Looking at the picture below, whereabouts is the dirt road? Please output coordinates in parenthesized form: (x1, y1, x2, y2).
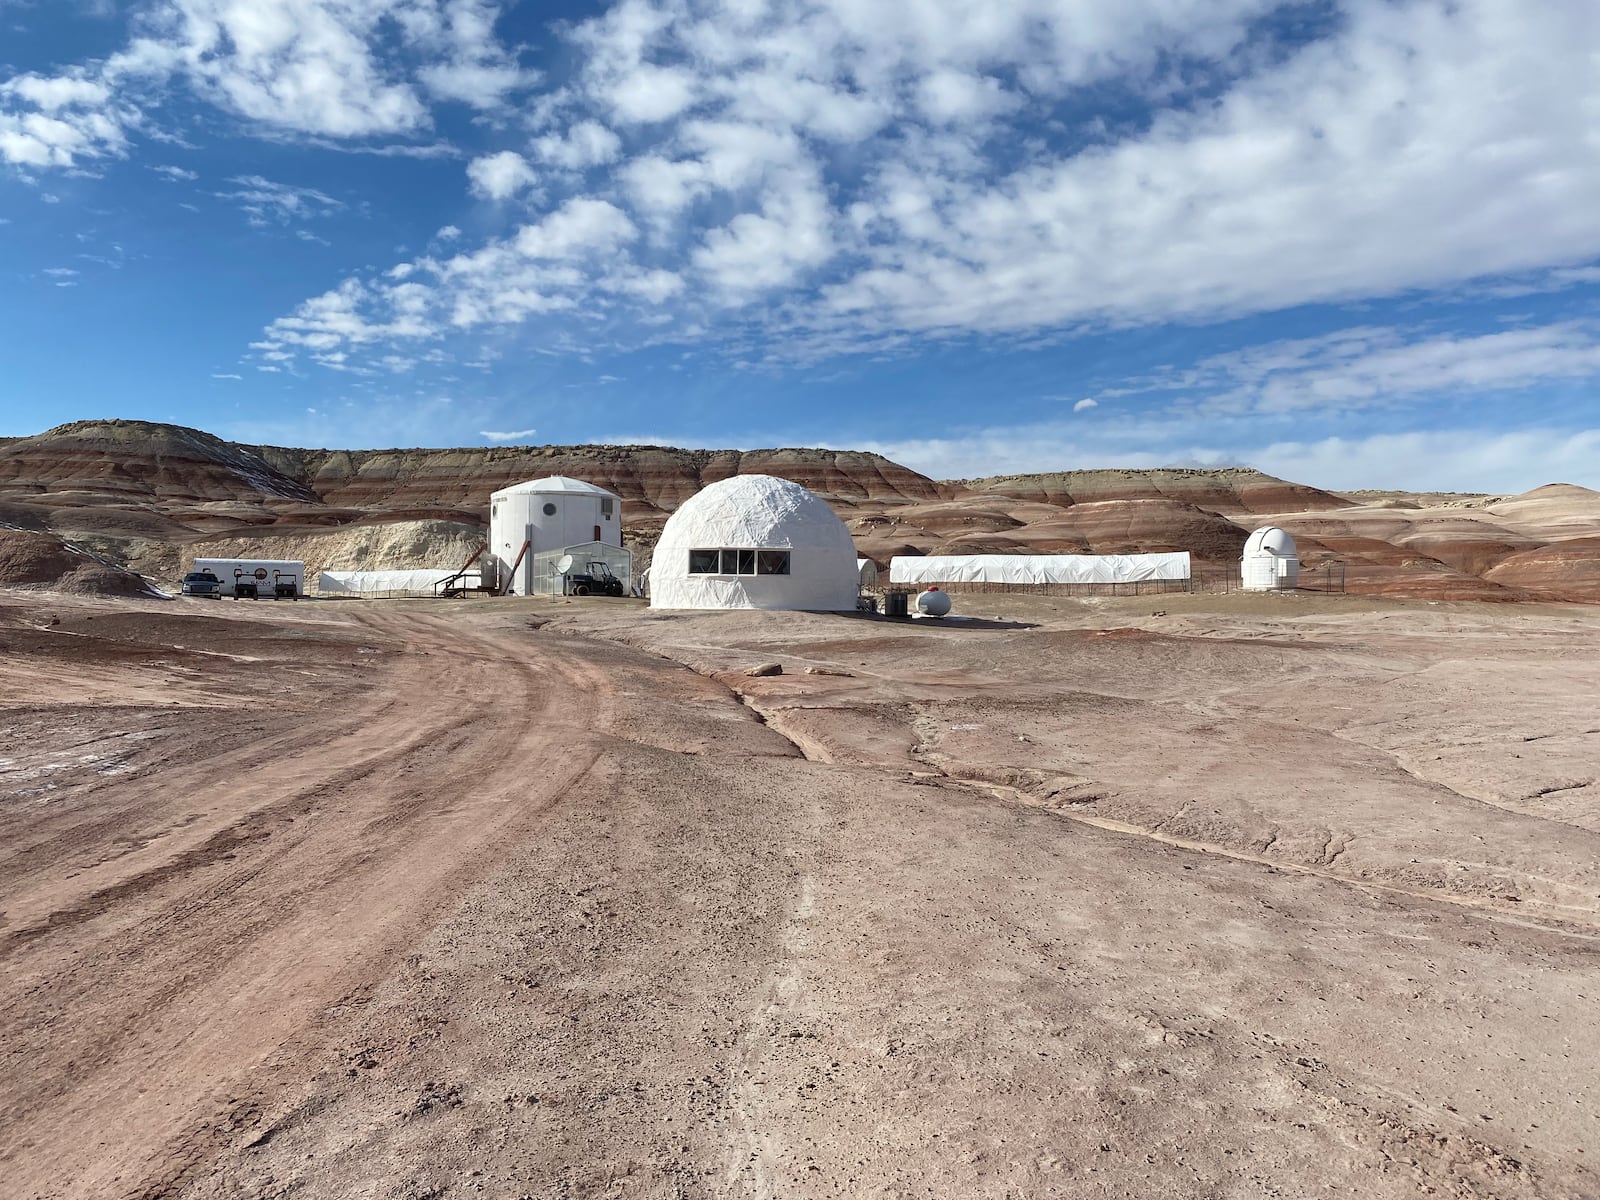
(2, 593, 1597, 1199)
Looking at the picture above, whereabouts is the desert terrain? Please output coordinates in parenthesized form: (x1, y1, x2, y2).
(4, 419, 1600, 603)
(2, 585, 1597, 1199)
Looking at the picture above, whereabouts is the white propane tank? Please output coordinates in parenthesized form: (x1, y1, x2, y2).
(916, 586, 952, 617)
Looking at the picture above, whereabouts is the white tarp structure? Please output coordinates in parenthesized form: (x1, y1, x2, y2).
(889, 551, 1191, 586)
(651, 474, 861, 611)
(318, 569, 476, 596)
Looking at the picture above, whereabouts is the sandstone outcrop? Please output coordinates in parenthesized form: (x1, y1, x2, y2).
(0, 527, 158, 597)
(1483, 536, 1600, 600)
(963, 466, 1351, 514)
(252, 443, 942, 521)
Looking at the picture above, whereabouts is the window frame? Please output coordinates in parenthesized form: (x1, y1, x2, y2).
(685, 548, 789, 576)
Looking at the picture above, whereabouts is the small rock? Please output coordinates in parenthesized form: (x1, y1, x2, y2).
(804, 666, 853, 677)
(746, 662, 783, 677)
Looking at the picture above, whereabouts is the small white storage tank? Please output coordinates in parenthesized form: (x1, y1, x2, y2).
(650, 475, 861, 611)
(488, 476, 622, 596)
(1241, 526, 1299, 591)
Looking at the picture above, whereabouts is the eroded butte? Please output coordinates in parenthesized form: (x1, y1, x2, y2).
(1, 590, 1597, 1199)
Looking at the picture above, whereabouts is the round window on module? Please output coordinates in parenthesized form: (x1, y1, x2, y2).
(542, 502, 557, 516)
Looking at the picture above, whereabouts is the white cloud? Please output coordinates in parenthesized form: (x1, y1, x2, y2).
(1073, 398, 1098, 413)
(42, 267, 79, 277)
(531, 119, 622, 170)
(1, 0, 528, 171)
(0, 74, 130, 166)
(151, 163, 197, 180)
(247, 0, 1600, 381)
(852, 419, 1600, 494)
(217, 174, 342, 226)
(605, 64, 697, 124)
(1250, 428, 1600, 495)
(211, 372, 242, 379)
(467, 149, 537, 201)
(436, 224, 462, 240)
(916, 70, 1017, 124)
(1140, 321, 1600, 416)
(3, 73, 110, 111)
(480, 427, 538, 441)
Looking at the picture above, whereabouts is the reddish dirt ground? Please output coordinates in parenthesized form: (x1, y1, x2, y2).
(1, 588, 1597, 1199)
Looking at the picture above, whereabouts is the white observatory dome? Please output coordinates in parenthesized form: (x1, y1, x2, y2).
(1241, 525, 1300, 591)
(649, 474, 861, 611)
(1243, 526, 1297, 557)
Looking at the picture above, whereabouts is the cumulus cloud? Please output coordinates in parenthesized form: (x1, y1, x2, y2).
(0, 0, 531, 170)
(1073, 398, 1098, 413)
(244, 0, 1600, 376)
(480, 427, 538, 441)
(531, 119, 622, 170)
(467, 149, 537, 200)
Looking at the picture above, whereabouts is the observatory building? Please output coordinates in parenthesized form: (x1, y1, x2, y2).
(649, 474, 860, 611)
(1241, 526, 1300, 591)
(487, 475, 627, 596)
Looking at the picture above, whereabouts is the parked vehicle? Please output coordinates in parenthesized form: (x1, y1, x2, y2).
(566, 560, 626, 597)
(191, 558, 304, 598)
(180, 570, 222, 598)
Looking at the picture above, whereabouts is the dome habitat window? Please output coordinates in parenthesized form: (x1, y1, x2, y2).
(685, 549, 791, 576)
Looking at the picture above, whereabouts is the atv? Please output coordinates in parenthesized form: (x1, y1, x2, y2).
(565, 560, 626, 597)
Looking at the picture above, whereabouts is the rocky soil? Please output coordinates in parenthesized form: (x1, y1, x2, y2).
(1, 588, 1597, 1198)
(1, 419, 1597, 601)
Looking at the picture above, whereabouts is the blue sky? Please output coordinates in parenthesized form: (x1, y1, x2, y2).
(2, 0, 1598, 491)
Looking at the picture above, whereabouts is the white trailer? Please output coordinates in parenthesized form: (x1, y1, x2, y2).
(192, 558, 305, 599)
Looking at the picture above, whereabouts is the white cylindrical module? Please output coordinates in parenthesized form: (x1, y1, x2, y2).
(488, 476, 623, 596)
(1240, 527, 1300, 591)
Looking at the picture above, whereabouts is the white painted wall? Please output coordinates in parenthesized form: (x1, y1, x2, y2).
(487, 479, 623, 595)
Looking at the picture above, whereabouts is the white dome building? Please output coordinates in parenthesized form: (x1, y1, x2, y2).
(488, 475, 624, 596)
(650, 475, 861, 611)
(1241, 526, 1300, 591)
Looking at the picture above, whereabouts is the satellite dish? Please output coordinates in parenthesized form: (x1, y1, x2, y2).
(555, 554, 574, 575)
